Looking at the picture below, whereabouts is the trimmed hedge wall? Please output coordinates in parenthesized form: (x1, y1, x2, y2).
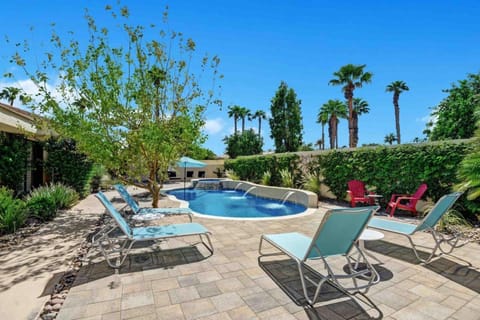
(224, 140, 476, 216)
(313, 142, 473, 204)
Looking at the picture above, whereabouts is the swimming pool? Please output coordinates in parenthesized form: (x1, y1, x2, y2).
(166, 188, 307, 218)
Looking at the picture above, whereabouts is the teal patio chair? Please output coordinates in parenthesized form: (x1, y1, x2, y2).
(95, 192, 213, 268)
(368, 192, 466, 264)
(259, 207, 378, 305)
(114, 184, 193, 222)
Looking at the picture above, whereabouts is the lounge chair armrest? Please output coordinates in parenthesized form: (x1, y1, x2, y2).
(390, 194, 411, 202)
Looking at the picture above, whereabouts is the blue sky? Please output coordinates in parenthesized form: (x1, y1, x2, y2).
(1, 1, 480, 155)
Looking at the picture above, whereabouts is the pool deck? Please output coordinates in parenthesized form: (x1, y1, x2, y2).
(2, 184, 480, 319)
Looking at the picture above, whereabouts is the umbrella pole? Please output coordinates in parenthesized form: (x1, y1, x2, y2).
(183, 165, 186, 198)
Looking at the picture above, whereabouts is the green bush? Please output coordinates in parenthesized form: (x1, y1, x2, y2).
(279, 168, 294, 188)
(302, 172, 322, 197)
(261, 171, 271, 186)
(29, 183, 79, 210)
(26, 194, 57, 221)
(44, 138, 94, 198)
(0, 133, 29, 193)
(0, 187, 27, 234)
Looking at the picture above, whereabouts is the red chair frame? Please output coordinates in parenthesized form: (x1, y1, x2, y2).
(347, 180, 374, 207)
(386, 183, 428, 217)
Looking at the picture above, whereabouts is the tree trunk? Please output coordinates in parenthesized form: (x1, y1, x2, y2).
(258, 119, 262, 136)
(352, 111, 359, 147)
(394, 93, 401, 144)
(329, 116, 336, 149)
(234, 116, 238, 134)
(321, 123, 325, 150)
(345, 87, 355, 148)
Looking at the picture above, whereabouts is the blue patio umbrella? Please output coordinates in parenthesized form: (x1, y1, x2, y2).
(176, 156, 206, 197)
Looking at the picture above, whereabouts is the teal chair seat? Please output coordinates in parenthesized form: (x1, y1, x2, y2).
(94, 192, 213, 268)
(368, 192, 467, 264)
(114, 184, 193, 222)
(259, 207, 379, 305)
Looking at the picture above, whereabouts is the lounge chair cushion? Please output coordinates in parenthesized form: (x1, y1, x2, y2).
(368, 217, 417, 235)
(262, 232, 311, 260)
(132, 223, 209, 240)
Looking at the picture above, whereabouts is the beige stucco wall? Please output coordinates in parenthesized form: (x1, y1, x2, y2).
(172, 159, 225, 180)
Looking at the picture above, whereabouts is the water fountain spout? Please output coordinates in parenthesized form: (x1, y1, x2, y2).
(281, 191, 295, 205)
(234, 182, 244, 191)
(242, 186, 257, 197)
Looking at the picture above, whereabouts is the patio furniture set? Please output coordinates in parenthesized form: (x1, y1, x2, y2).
(92, 183, 468, 307)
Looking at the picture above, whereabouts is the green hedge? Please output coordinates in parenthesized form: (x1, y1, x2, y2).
(314, 142, 472, 204)
(224, 153, 300, 186)
(0, 133, 29, 193)
(44, 138, 94, 198)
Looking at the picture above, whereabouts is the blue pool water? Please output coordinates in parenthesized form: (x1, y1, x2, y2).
(166, 189, 306, 218)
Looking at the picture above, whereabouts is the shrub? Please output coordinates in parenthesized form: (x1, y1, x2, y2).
(26, 193, 57, 221)
(261, 171, 271, 186)
(29, 183, 79, 210)
(0, 187, 27, 234)
(302, 172, 322, 197)
(0, 133, 29, 193)
(279, 169, 294, 188)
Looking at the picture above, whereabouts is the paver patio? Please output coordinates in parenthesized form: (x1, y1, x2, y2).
(2, 184, 480, 319)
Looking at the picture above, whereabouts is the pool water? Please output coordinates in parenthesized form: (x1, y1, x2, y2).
(166, 189, 306, 218)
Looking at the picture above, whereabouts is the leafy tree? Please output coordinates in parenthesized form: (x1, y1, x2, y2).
(269, 81, 303, 153)
(0, 87, 31, 106)
(384, 133, 397, 145)
(298, 143, 314, 151)
(227, 105, 243, 134)
(319, 99, 347, 149)
(11, 5, 221, 207)
(237, 106, 251, 133)
(352, 98, 370, 146)
(316, 108, 328, 150)
(250, 110, 267, 136)
(329, 64, 373, 148)
(386, 80, 409, 144)
(223, 129, 263, 158)
(187, 145, 217, 160)
(425, 72, 480, 141)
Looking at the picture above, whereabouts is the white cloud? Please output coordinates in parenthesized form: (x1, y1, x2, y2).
(203, 118, 225, 135)
(0, 77, 63, 107)
(417, 114, 437, 125)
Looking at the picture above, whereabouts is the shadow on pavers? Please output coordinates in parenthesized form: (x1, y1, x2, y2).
(259, 259, 382, 320)
(367, 239, 480, 293)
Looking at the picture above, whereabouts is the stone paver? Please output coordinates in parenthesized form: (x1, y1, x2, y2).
(2, 183, 480, 319)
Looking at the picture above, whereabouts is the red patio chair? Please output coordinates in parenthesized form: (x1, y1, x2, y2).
(347, 180, 374, 207)
(386, 183, 428, 217)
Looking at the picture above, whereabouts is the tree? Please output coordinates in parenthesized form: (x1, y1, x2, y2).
(237, 106, 251, 133)
(319, 99, 347, 149)
(11, 5, 221, 207)
(384, 133, 397, 145)
(250, 110, 267, 136)
(425, 72, 480, 141)
(0, 87, 21, 105)
(269, 81, 303, 153)
(352, 98, 370, 146)
(223, 129, 263, 158)
(227, 105, 243, 134)
(386, 80, 409, 144)
(329, 64, 373, 148)
(316, 108, 328, 150)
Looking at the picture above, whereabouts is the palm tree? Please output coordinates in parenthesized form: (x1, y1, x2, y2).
(352, 98, 370, 147)
(237, 107, 251, 133)
(227, 105, 243, 134)
(250, 110, 267, 136)
(329, 64, 373, 148)
(384, 133, 397, 145)
(319, 99, 347, 149)
(316, 108, 328, 150)
(386, 80, 409, 144)
(0, 86, 21, 105)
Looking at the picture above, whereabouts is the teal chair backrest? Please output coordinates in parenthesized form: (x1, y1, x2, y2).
(306, 207, 374, 259)
(96, 192, 133, 237)
(415, 192, 463, 232)
(114, 184, 141, 214)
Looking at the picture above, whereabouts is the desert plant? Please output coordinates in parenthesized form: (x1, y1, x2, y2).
(302, 172, 322, 196)
(261, 171, 272, 186)
(225, 170, 240, 180)
(28, 183, 79, 210)
(26, 193, 57, 221)
(0, 187, 27, 234)
(279, 169, 294, 188)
